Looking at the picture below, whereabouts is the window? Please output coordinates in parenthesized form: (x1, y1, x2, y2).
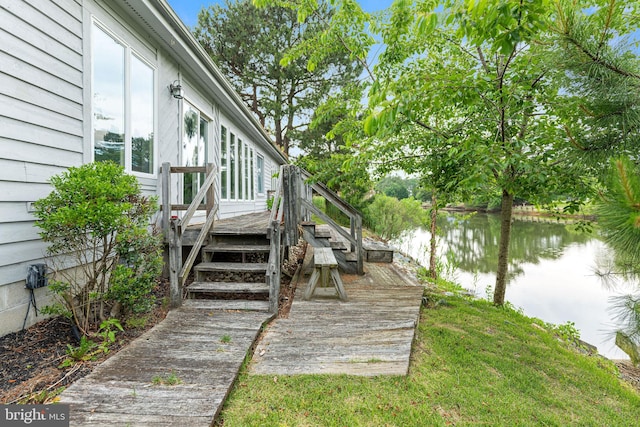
(220, 124, 257, 201)
(182, 103, 210, 204)
(92, 23, 155, 175)
(243, 143, 249, 200)
(220, 126, 228, 199)
(230, 133, 236, 199)
(238, 139, 244, 200)
(257, 155, 264, 194)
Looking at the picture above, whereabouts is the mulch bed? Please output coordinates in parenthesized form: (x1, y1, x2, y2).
(0, 280, 171, 404)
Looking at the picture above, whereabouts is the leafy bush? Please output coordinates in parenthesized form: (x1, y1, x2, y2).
(34, 162, 162, 334)
(364, 195, 427, 241)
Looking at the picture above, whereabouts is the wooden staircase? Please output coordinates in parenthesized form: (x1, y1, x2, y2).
(301, 222, 359, 274)
(183, 214, 276, 312)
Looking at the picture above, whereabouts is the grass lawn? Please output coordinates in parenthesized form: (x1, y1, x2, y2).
(218, 292, 640, 426)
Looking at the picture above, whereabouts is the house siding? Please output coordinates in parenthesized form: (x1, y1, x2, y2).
(0, 0, 84, 334)
(0, 0, 287, 336)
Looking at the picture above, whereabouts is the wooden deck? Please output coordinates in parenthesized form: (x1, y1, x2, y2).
(213, 211, 272, 235)
(183, 211, 272, 246)
(250, 253, 424, 376)
(59, 302, 273, 426)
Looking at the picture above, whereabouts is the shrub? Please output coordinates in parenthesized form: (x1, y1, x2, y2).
(364, 195, 427, 241)
(34, 162, 162, 334)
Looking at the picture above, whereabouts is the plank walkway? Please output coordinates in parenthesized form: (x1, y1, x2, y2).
(57, 239, 424, 424)
(250, 253, 424, 376)
(59, 301, 273, 426)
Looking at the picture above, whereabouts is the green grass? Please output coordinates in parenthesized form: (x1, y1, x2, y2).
(218, 294, 640, 426)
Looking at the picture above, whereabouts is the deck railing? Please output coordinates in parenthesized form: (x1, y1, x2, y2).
(281, 165, 364, 275)
(266, 166, 285, 313)
(161, 162, 218, 308)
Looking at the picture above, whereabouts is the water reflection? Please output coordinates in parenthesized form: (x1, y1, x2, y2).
(395, 213, 637, 359)
(439, 214, 591, 280)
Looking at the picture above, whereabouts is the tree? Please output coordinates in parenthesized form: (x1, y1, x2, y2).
(295, 82, 374, 207)
(555, 0, 640, 170)
(255, 0, 594, 305)
(376, 176, 410, 200)
(194, 0, 362, 156)
(555, 0, 640, 351)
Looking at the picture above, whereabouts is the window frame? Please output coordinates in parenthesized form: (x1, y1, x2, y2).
(90, 19, 158, 178)
(256, 155, 265, 195)
(219, 122, 257, 201)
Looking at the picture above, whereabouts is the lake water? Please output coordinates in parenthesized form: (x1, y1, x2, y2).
(394, 213, 638, 360)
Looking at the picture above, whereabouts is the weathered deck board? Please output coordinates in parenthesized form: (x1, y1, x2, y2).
(250, 262, 424, 376)
(59, 307, 273, 426)
(212, 211, 271, 235)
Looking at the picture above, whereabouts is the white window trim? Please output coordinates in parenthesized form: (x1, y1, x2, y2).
(257, 154, 265, 195)
(90, 18, 158, 178)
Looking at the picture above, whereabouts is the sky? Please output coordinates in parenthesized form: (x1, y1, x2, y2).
(167, 0, 394, 28)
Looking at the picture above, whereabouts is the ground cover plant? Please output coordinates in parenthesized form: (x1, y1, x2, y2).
(218, 291, 640, 426)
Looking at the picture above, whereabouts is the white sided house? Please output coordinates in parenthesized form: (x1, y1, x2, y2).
(0, 0, 289, 336)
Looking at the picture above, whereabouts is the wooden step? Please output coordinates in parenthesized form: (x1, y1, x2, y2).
(194, 262, 268, 273)
(330, 241, 347, 251)
(182, 299, 271, 312)
(203, 243, 271, 254)
(187, 281, 269, 295)
(314, 230, 331, 239)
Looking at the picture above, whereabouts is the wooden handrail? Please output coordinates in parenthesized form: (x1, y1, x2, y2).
(267, 219, 281, 313)
(180, 205, 218, 286)
(300, 199, 357, 246)
(279, 165, 364, 275)
(268, 165, 284, 226)
(180, 169, 216, 231)
(161, 162, 217, 307)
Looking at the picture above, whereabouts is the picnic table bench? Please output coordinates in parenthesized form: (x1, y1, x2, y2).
(303, 247, 347, 301)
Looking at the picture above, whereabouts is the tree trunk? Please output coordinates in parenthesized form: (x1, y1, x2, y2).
(429, 193, 438, 281)
(493, 189, 514, 306)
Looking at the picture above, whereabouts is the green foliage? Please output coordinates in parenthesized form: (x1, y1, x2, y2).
(33, 162, 161, 333)
(59, 336, 97, 368)
(59, 318, 123, 368)
(124, 315, 149, 330)
(552, 321, 582, 344)
(107, 226, 163, 315)
(375, 176, 411, 200)
(96, 318, 124, 354)
(610, 294, 640, 347)
(195, 0, 362, 155)
(597, 157, 640, 265)
(295, 83, 374, 209)
(220, 334, 232, 343)
(365, 195, 427, 241)
(152, 372, 182, 386)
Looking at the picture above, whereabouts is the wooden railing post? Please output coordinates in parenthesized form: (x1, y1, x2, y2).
(268, 219, 281, 313)
(168, 217, 182, 308)
(161, 162, 171, 238)
(205, 163, 214, 217)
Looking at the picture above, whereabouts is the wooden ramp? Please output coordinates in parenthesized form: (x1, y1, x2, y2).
(250, 262, 424, 376)
(59, 302, 273, 426)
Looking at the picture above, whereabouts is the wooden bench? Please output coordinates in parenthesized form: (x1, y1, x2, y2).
(303, 247, 347, 301)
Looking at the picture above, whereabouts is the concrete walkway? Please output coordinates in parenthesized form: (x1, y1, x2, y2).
(59, 301, 273, 426)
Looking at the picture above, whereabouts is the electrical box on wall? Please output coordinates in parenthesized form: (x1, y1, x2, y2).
(26, 264, 48, 290)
